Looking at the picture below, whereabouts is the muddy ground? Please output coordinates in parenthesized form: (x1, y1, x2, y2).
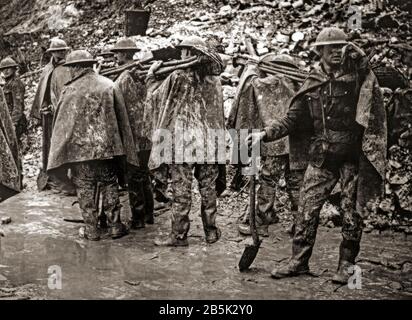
(0, 190, 411, 300)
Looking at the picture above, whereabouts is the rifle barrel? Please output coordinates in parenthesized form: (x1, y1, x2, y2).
(259, 66, 306, 83)
(137, 58, 200, 77)
(101, 56, 199, 77)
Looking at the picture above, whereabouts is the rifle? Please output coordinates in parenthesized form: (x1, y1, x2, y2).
(233, 54, 308, 83)
(101, 56, 200, 78)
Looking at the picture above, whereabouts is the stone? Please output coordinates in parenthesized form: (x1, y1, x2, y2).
(388, 281, 403, 291)
(1, 217, 11, 225)
(291, 31, 304, 42)
(279, 2, 292, 9)
(292, 0, 304, 9)
(379, 199, 394, 213)
(402, 262, 412, 273)
(389, 160, 402, 169)
(389, 174, 409, 185)
(275, 33, 290, 43)
(256, 46, 269, 55)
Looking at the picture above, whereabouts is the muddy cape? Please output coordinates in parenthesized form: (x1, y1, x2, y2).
(145, 71, 225, 168)
(288, 64, 387, 214)
(0, 87, 21, 200)
(114, 70, 147, 151)
(227, 64, 299, 159)
(144, 58, 226, 194)
(31, 58, 71, 120)
(47, 69, 139, 173)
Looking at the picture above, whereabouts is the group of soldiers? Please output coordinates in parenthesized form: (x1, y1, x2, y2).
(0, 25, 401, 285)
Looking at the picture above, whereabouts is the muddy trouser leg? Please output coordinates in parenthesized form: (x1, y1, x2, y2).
(71, 162, 99, 233)
(338, 162, 362, 266)
(139, 150, 154, 221)
(152, 163, 170, 202)
(285, 168, 305, 233)
(143, 171, 154, 222)
(170, 164, 193, 240)
(128, 166, 146, 227)
(229, 163, 245, 191)
(99, 161, 122, 230)
(292, 164, 339, 267)
(196, 164, 219, 236)
(257, 155, 288, 225)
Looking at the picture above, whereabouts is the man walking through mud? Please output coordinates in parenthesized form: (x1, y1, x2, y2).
(112, 38, 155, 229)
(0, 57, 27, 145)
(227, 53, 304, 238)
(31, 38, 73, 193)
(145, 35, 226, 246)
(247, 27, 387, 284)
(47, 50, 139, 241)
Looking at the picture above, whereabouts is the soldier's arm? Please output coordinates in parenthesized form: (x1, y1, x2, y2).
(11, 80, 25, 125)
(145, 60, 163, 90)
(263, 95, 307, 142)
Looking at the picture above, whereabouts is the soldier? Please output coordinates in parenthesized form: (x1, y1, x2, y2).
(111, 38, 155, 229)
(247, 27, 387, 284)
(145, 35, 225, 246)
(227, 53, 304, 237)
(0, 86, 21, 202)
(95, 48, 116, 74)
(0, 57, 27, 143)
(47, 50, 139, 241)
(31, 38, 72, 192)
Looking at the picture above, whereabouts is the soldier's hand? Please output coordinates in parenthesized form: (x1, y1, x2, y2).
(94, 61, 102, 74)
(148, 60, 163, 76)
(246, 131, 266, 148)
(343, 43, 366, 60)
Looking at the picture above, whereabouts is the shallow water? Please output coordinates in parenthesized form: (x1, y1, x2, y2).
(0, 191, 411, 299)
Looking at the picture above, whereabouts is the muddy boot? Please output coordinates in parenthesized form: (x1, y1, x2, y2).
(110, 222, 128, 239)
(145, 215, 154, 225)
(332, 240, 360, 284)
(238, 223, 269, 237)
(98, 211, 108, 229)
(271, 260, 310, 279)
(143, 179, 155, 225)
(108, 208, 128, 239)
(80, 209, 100, 241)
(272, 233, 313, 279)
(238, 213, 269, 237)
(80, 225, 100, 241)
(205, 227, 221, 244)
(154, 234, 188, 247)
(130, 206, 145, 229)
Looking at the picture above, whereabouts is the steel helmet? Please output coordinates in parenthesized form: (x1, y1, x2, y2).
(260, 53, 299, 69)
(110, 38, 140, 52)
(46, 38, 70, 52)
(176, 35, 207, 49)
(64, 50, 96, 66)
(97, 48, 115, 57)
(0, 57, 18, 70)
(312, 27, 348, 47)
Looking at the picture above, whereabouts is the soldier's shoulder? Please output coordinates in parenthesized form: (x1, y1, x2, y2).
(95, 72, 117, 88)
(116, 70, 133, 83)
